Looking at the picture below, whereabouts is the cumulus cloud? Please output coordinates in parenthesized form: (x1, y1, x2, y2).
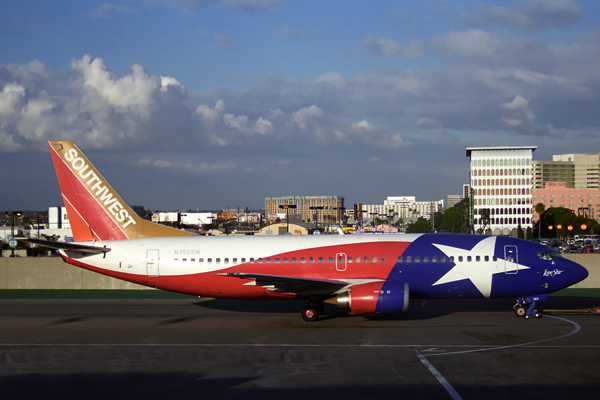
(352, 120, 375, 131)
(0, 55, 195, 151)
(290, 105, 324, 130)
(500, 95, 559, 135)
(196, 99, 225, 121)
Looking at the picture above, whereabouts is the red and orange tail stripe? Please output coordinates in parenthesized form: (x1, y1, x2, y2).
(49, 141, 195, 241)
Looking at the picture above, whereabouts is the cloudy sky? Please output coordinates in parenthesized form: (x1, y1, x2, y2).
(1, 0, 600, 212)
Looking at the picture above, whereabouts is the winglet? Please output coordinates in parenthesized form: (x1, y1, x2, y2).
(48, 141, 195, 241)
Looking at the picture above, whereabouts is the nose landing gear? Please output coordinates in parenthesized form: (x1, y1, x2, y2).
(514, 294, 547, 319)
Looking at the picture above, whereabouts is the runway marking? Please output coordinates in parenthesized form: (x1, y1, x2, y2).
(413, 315, 582, 400)
(423, 315, 582, 357)
(416, 349, 463, 400)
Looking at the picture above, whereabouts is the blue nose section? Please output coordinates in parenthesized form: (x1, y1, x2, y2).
(564, 259, 589, 287)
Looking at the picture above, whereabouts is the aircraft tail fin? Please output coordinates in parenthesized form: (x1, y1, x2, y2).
(48, 141, 195, 241)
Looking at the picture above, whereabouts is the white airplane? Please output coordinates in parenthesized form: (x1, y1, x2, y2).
(25, 141, 589, 321)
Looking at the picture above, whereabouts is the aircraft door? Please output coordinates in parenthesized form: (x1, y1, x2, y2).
(336, 253, 347, 272)
(504, 245, 518, 274)
(146, 249, 160, 277)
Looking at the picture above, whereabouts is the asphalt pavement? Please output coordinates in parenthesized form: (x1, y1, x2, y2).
(0, 295, 599, 400)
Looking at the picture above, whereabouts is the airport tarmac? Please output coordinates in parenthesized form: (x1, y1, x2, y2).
(0, 295, 599, 400)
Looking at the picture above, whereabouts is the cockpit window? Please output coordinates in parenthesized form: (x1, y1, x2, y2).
(537, 251, 561, 260)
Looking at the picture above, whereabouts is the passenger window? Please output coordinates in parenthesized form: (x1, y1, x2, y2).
(241, 258, 246, 263)
(364, 257, 369, 263)
(423, 256, 429, 263)
(484, 255, 489, 262)
(275, 258, 280, 263)
(467, 256, 471, 262)
(191, 258, 195, 262)
(381, 257, 385, 263)
(224, 258, 229, 264)
(301, 257, 306, 263)
(450, 256, 454, 262)
(267, 258, 272, 264)
(493, 256, 497, 262)
(216, 258, 220, 264)
(258, 258, 263, 264)
(284, 257, 289, 263)
(372, 256, 377, 263)
(432, 256, 437, 263)
(348, 257, 353, 263)
(310, 257, 315, 263)
(458, 256, 463, 262)
(441, 256, 446, 262)
(199, 258, 204, 263)
(406, 256, 412, 263)
(475, 256, 480, 262)
(182, 258, 187, 262)
(397, 256, 403, 263)
(233, 258, 237, 263)
(207, 258, 212, 264)
(319, 257, 324, 263)
(292, 257, 297, 263)
(329, 257, 334, 263)
(415, 256, 420, 263)
(249, 258, 255, 263)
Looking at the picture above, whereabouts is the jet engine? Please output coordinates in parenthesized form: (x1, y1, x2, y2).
(332, 281, 409, 315)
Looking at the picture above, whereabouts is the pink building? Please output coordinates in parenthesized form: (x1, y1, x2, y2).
(531, 182, 600, 222)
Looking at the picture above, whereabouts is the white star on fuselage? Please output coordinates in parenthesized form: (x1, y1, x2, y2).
(431, 236, 530, 298)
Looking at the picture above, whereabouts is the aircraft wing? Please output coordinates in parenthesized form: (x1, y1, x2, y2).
(217, 272, 351, 297)
(20, 238, 111, 254)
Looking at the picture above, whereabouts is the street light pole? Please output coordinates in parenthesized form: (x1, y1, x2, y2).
(8, 211, 22, 257)
(278, 204, 297, 234)
(309, 206, 324, 233)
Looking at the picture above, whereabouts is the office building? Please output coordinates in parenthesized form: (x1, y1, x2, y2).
(467, 146, 536, 235)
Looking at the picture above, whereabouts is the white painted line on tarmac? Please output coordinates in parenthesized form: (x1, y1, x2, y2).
(416, 349, 464, 400)
(423, 315, 582, 357)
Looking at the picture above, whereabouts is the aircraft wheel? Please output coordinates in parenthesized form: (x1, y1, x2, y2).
(302, 306, 320, 322)
(514, 305, 527, 317)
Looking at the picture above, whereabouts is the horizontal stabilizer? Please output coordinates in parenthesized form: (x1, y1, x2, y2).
(20, 238, 111, 254)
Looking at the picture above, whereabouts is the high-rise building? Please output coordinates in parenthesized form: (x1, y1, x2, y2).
(533, 153, 600, 190)
(552, 153, 600, 189)
(467, 146, 536, 235)
(532, 160, 574, 189)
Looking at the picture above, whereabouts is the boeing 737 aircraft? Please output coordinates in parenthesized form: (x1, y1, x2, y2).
(26, 141, 589, 321)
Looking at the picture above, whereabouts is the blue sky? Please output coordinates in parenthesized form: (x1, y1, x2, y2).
(1, 0, 600, 212)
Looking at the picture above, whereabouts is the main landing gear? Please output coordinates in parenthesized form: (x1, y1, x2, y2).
(302, 299, 324, 322)
(514, 294, 548, 319)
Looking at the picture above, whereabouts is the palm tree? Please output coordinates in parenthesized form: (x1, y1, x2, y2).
(535, 202, 546, 241)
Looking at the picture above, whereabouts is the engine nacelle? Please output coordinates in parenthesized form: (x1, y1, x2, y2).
(334, 281, 409, 315)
